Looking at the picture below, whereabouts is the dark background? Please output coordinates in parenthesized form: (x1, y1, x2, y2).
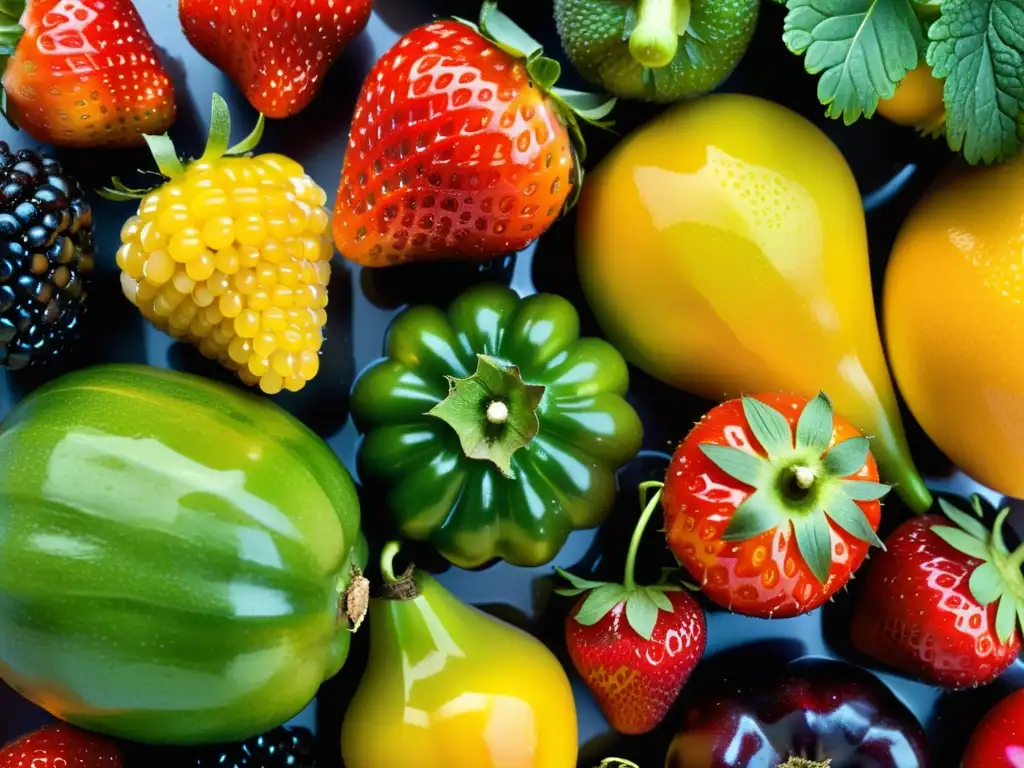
(1, 1, 1020, 766)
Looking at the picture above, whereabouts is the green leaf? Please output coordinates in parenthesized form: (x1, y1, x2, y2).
(931, 524, 992, 561)
(993, 508, 1013, 557)
(793, 513, 834, 584)
(927, 0, 1024, 164)
(226, 113, 266, 157)
(722, 490, 785, 540)
(625, 589, 659, 640)
(550, 88, 618, 123)
(969, 561, 1004, 604)
(201, 94, 232, 162)
(996, 593, 1019, 644)
(643, 586, 675, 613)
(1016, 601, 1024, 641)
(478, 0, 542, 59)
(553, 567, 607, 596)
(142, 133, 185, 179)
(822, 436, 869, 477)
(938, 498, 991, 541)
(783, 0, 925, 125)
(741, 396, 794, 460)
(841, 480, 891, 501)
(574, 583, 627, 626)
(699, 444, 770, 487)
(796, 392, 834, 456)
(826, 491, 885, 548)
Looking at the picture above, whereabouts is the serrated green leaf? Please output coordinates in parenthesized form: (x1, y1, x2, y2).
(938, 498, 991, 541)
(625, 590, 659, 641)
(796, 392, 834, 455)
(842, 480, 891, 501)
(783, 0, 926, 125)
(722, 490, 785, 541)
(742, 397, 794, 460)
(826, 492, 885, 548)
(699, 443, 770, 487)
(793, 513, 834, 584)
(969, 561, 1004, 605)
(931, 525, 991, 561)
(574, 583, 627, 626)
(643, 586, 675, 613)
(996, 593, 1019, 644)
(823, 436, 870, 477)
(927, 0, 1024, 164)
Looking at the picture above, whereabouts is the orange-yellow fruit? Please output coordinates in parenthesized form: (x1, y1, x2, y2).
(117, 153, 334, 394)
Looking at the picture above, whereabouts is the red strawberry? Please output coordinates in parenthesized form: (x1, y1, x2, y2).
(0, 723, 121, 767)
(180, 0, 372, 119)
(557, 483, 707, 735)
(663, 392, 889, 619)
(851, 495, 1023, 688)
(332, 1, 614, 267)
(963, 688, 1024, 767)
(0, 0, 176, 148)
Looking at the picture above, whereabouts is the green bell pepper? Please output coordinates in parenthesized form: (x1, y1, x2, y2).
(351, 283, 643, 568)
(0, 364, 366, 744)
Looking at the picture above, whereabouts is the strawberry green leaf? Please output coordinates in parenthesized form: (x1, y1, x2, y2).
(722, 490, 785, 541)
(783, 0, 926, 125)
(699, 444, 770, 487)
(822, 437, 869, 477)
(826, 491, 885, 548)
(993, 508, 1013, 557)
(796, 392, 834, 455)
(938, 498, 992, 542)
(971, 495, 987, 518)
(841, 480, 891, 501)
(226, 113, 266, 157)
(551, 89, 618, 123)
(202, 94, 232, 163)
(1016, 601, 1024, 640)
(643, 586, 675, 613)
(553, 567, 608, 597)
(996, 592, 1019, 644)
(142, 134, 185, 179)
(478, 0, 543, 59)
(742, 397, 794, 461)
(625, 589, 659, 641)
(926, 0, 1024, 164)
(527, 57, 562, 90)
(969, 562, 1004, 605)
(574, 583, 627, 626)
(793, 513, 833, 584)
(931, 524, 992, 561)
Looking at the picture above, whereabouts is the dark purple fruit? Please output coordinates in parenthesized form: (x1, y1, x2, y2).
(0, 142, 92, 369)
(154, 726, 317, 768)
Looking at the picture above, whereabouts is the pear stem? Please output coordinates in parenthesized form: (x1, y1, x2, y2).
(629, 0, 688, 68)
(623, 481, 664, 592)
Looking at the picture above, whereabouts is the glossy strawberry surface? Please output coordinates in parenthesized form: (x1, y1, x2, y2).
(963, 688, 1024, 767)
(662, 393, 882, 618)
(851, 514, 1021, 688)
(0, 724, 121, 768)
(180, 0, 371, 119)
(3, 0, 175, 147)
(332, 21, 575, 267)
(565, 589, 705, 734)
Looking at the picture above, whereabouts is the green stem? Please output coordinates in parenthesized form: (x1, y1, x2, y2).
(381, 541, 402, 583)
(624, 482, 665, 591)
(629, 0, 689, 68)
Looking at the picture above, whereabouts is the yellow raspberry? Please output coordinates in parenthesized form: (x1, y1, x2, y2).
(107, 96, 333, 395)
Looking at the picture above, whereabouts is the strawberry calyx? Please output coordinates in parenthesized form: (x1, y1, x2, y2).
(699, 392, 891, 585)
(627, 0, 691, 68)
(0, 0, 25, 124)
(454, 1, 616, 209)
(98, 94, 265, 201)
(931, 495, 1024, 646)
(555, 481, 685, 642)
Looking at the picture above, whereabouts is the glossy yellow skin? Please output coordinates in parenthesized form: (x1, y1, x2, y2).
(577, 93, 930, 512)
(876, 63, 946, 134)
(341, 573, 577, 768)
(885, 155, 1024, 497)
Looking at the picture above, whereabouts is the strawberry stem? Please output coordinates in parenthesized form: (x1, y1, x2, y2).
(629, 0, 689, 68)
(624, 481, 665, 591)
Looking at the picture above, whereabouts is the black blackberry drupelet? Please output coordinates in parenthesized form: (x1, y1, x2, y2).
(0, 142, 93, 370)
(190, 726, 316, 768)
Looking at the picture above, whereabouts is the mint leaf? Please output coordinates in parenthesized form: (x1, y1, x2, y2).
(927, 0, 1024, 163)
(783, 0, 926, 124)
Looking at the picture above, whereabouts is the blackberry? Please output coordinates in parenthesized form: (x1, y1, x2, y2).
(189, 726, 316, 768)
(0, 142, 93, 370)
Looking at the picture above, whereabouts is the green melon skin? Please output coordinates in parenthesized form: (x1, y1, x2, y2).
(0, 364, 365, 745)
(554, 0, 760, 102)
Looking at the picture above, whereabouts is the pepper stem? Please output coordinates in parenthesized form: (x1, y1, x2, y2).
(379, 541, 420, 601)
(381, 541, 402, 583)
(486, 400, 509, 424)
(623, 481, 665, 592)
(629, 0, 689, 68)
